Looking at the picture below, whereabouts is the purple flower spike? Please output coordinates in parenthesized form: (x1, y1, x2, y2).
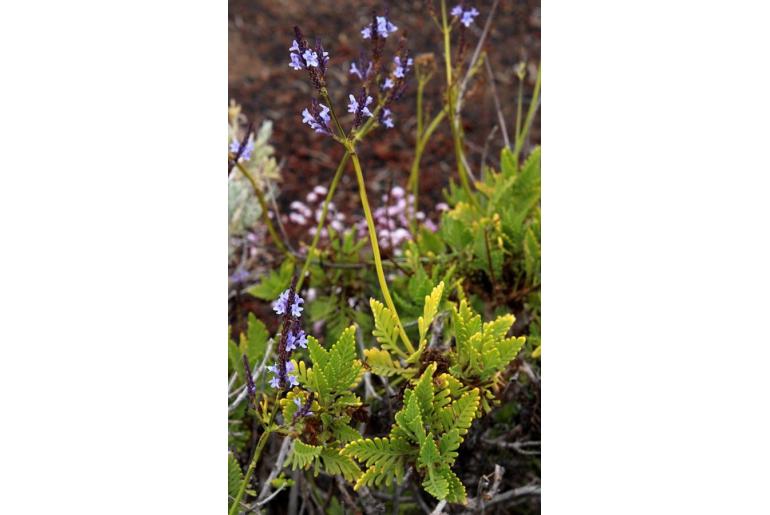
(291, 26, 328, 90)
(301, 102, 332, 136)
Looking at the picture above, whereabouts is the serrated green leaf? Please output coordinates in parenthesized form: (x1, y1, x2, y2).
(364, 348, 404, 377)
(241, 313, 268, 366)
(418, 282, 444, 344)
(418, 434, 440, 469)
(228, 453, 243, 506)
(500, 146, 517, 176)
(370, 299, 407, 358)
(247, 258, 294, 300)
(287, 440, 322, 470)
(319, 449, 361, 482)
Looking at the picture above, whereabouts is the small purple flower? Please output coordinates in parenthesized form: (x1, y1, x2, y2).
(361, 16, 398, 39)
(381, 108, 394, 129)
(350, 60, 372, 81)
(393, 56, 413, 78)
(289, 53, 304, 70)
(382, 78, 394, 90)
(347, 94, 373, 118)
(285, 328, 308, 352)
(460, 7, 479, 27)
(230, 268, 250, 284)
(301, 103, 332, 135)
(273, 288, 305, 317)
(303, 49, 319, 67)
(289, 40, 305, 69)
(350, 62, 363, 79)
(451, 5, 464, 17)
(229, 138, 254, 161)
(267, 361, 299, 389)
(293, 397, 314, 417)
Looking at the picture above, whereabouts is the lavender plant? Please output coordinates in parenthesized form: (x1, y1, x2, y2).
(286, 12, 416, 354)
(229, 2, 541, 512)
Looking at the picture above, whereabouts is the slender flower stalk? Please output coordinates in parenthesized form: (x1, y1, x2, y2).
(347, 144, 413, 353)
(513, 65, 541, 165)
(234, 162, 291, 258)
(295, 150, 350, 291)
(440, 0, 477, 207)
(408, 107, 446, 228)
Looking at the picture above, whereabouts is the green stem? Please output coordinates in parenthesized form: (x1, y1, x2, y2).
(513, 65, 541, 165)
(440, 0, 476, 206)
(416, 79, 425, 139)
(228, 392, 281, 515)
(441, 0, 453, 88)
(229, 428, 272, 515)
(515, 75, 523, 152)
(295, 151, 351, 291)
(348, 146, 414, 354)
(408, 109, 446, 225)
(235, 162, 291, 259)
(320, 88, 347, 140)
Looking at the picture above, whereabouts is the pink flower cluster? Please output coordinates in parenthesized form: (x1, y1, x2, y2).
(287, 185, 443, 254)
(356, 186, 439, 254)
(286, 185, 347, 242)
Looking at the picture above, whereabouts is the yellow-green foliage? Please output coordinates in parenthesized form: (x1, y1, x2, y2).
(282, 326, 364, 482)
(449, 299, 526, 413)
(342, 364, 480, 504)
(365, 282, 444, 377)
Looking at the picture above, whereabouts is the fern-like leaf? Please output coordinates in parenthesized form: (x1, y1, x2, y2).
(418, 282, 444, 344)
(370, 299, 407, 358)
(319, 449, 361, 482)
(422, 470, 449, 500)
(449, 388, 480, 436)
(287, 440, 322, 470)
(442, 466, 467, 504)
(364, 348, 404, 377)
(228, 453, 243, 506)
(413, 363, 437, 422)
